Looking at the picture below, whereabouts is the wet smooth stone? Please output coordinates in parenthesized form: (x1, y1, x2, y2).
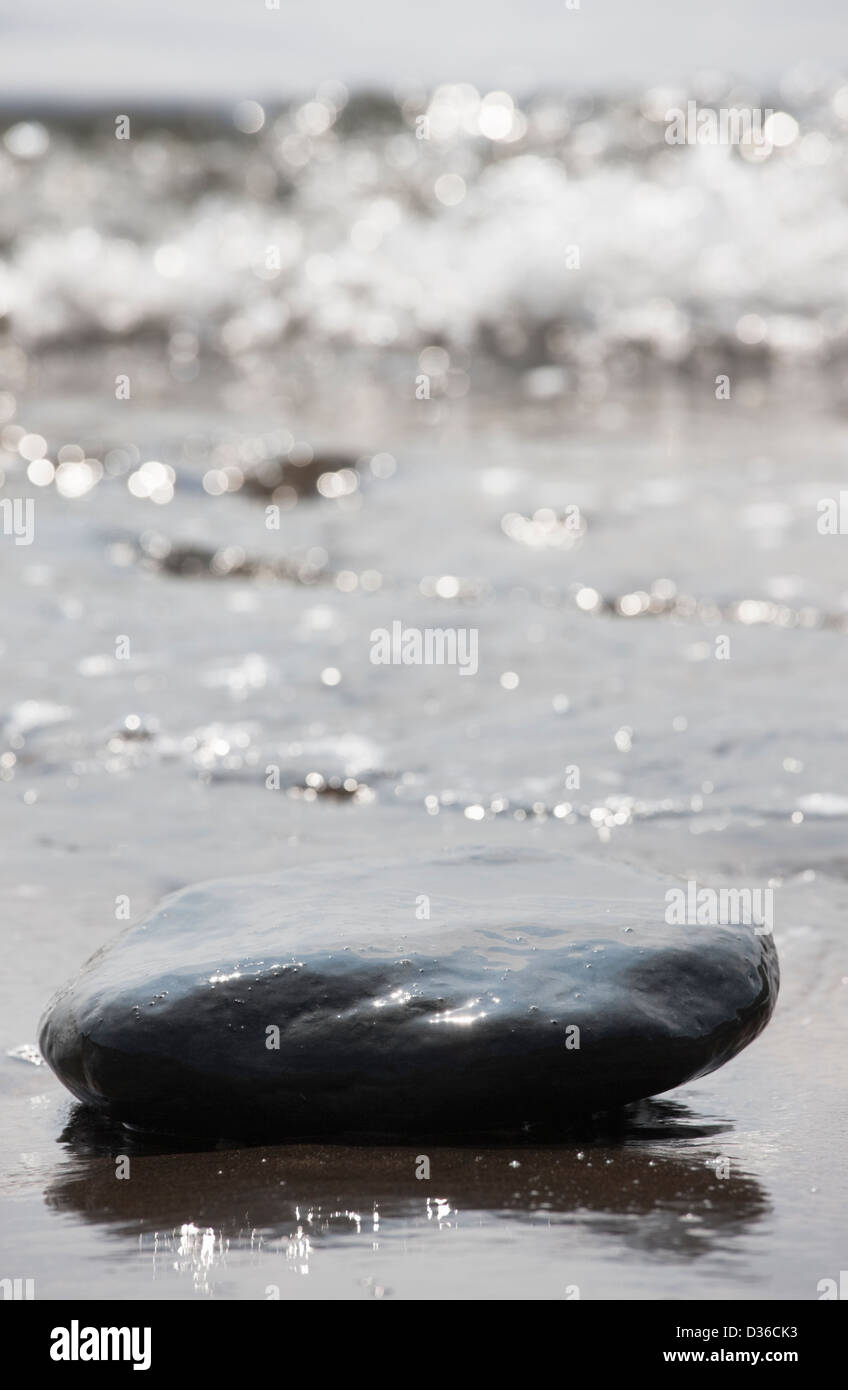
(38, 851, 779, 1141)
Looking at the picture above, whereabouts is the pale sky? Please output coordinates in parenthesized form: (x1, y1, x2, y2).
(0, 0, 844, 104)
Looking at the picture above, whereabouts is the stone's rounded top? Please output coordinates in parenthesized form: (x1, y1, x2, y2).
(41, 847, 758, 979)
(38, 849, 779, 1142)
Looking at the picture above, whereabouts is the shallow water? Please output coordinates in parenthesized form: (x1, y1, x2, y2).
(1, 92, 847, 1299)
(2, 368, 847, 1298)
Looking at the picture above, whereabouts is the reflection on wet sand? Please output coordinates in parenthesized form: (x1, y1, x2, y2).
(45, 1100, 770, 1287)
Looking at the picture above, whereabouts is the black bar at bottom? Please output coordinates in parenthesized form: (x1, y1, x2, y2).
(1, 1299, 840, 1375)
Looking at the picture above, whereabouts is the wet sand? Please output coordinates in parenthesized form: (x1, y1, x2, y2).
(2, 373, 846, 1299)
